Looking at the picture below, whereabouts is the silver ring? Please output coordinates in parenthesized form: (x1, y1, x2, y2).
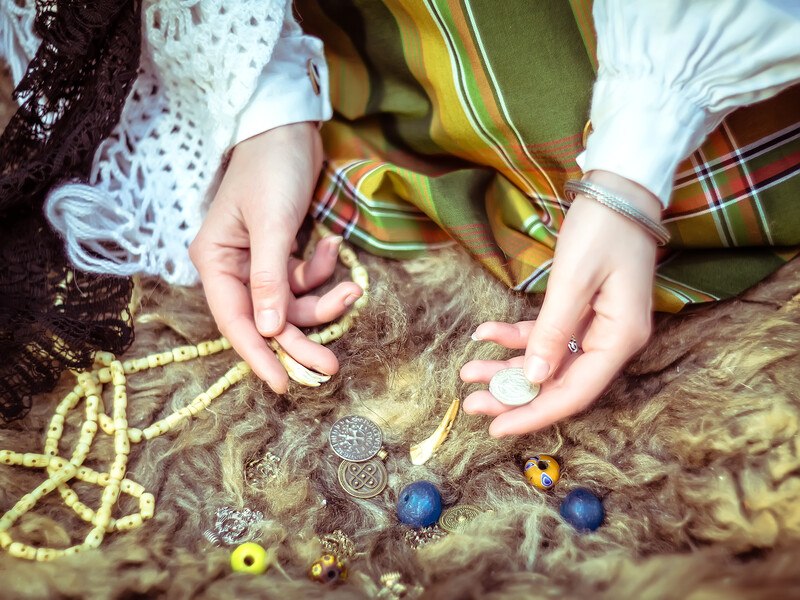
(568, 335, 581, 354)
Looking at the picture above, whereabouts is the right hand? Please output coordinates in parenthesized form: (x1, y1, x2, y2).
(189, 122, 363, 393)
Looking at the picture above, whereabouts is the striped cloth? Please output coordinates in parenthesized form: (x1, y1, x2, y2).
(298, 0, 800, 312)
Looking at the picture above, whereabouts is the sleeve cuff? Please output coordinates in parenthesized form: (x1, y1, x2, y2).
(579, 75, 709, 208)
(233, 31, 333, 148)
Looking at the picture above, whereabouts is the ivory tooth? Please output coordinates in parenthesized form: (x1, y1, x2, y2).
(409, 397, 460, 465)
(267, 339, 331, 387)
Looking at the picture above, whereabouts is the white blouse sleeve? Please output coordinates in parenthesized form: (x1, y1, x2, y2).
(580, 0, 800, 207)
(232, 9, 333, 146)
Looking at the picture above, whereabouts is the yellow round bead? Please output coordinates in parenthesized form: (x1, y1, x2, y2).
(230, 542, 270, 575)
(524, 454, 561, 490)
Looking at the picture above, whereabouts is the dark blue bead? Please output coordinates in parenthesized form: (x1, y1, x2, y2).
(396, 481, 443, 528)
(559, 488, 604, 532)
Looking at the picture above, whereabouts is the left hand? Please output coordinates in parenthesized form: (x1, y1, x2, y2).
(460, 170, 660, 437)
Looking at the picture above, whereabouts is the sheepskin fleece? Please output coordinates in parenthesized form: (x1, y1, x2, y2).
(1, 241, 800, 599)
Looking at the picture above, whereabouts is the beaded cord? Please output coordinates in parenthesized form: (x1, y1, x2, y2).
(0, 230, 368, 561)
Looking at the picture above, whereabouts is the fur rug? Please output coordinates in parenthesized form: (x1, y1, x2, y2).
(1, 242, 799, 599)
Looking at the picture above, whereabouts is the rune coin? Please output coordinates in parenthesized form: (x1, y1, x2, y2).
(329, 415, 383, 462)
(488, 368, 540, 406)
(439, 504, 481, 533)
(337, 458, 388, 499)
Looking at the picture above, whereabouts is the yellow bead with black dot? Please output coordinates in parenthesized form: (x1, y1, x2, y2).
(230, 542, 270, 575)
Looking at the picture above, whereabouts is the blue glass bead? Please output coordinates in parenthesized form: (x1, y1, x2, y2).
(559, 488, 604, 532)
(396, 481, 443, 528)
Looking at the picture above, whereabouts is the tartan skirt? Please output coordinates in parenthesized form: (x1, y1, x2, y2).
(298, 0, 800, 312)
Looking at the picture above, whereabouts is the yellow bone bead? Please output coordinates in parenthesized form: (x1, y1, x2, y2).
(110, 361, 126, 386)
(35, 548, 60, 562)
(114, 514, 144, 531)
(172, 345, 199, 362)
(71, 443, 91, 463)
(197, 340, 223, 356)
(48, 456, 68, 472)
(186, 402, 204, 416)
(8, 542, 36, 560)
(164, 413, 184, 430)
(0, 531, 11, 548)
(83, 528, 104, 549)
(147, 351, 173, 368)
(22, 453, 50, 468)
(177, 407, 193, 420)
(98, 414, 114, 434)
(96, 367, 112, 384)
(133, 357, 150, 372)
(44, 441, 59, 457)
(114, 417, 128, 431)
(196, 392, 212, 408)
(109, 458, 127, 481)
(353, 293, 369, 310)
(121, 359, 140, 374)
(351, 265, 369, 289)
(62, 546, 82, 556)
(120, 479, 145, 497)
(75, 503, 95, 523)
(15, 495, 35, 514)
(0, 450, 22, 465)
(0, 515, 15, 531)
(140, 493, 155, 519)
(76, 466, 98, 483)
(61, 487, 79, 507)
(47, 413, 65, 436)
(127, 428, 143, 443)
(338, 245, 358, 267)
(221, 338, 232, 350)
(93, 351, 116, 367)
(115, 430, 131, 456)
(97, 472, 110, 486)
(94, 504, 113, 528)
(207, 381, 229, 399)
(56, 391, 82, 416)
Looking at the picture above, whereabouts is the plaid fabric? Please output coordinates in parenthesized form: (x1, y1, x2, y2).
(299, 0, 800, 312)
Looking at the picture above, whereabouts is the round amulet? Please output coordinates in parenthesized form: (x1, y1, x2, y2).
(308, 553, 348, 585)
(230, 542, 271, 575)
(559, 488, 604, 532)
(396, 481, 443, 528)
(524, 454, 560, 490)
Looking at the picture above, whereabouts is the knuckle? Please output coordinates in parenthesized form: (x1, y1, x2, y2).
(621, 316, 652, 350)
(534, 321, 572, 350)
(250, 270, 284, 295)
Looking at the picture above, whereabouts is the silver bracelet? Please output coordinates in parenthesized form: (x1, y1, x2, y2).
(563, 179, 670, 246)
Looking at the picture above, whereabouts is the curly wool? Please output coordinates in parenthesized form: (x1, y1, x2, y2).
(1, 247, 800, 599)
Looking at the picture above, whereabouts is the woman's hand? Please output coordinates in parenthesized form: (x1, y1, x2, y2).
(460, 171, 660, 436)
(190, 122, 362, 393)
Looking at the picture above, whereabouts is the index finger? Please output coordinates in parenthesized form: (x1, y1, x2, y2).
(199, 262, 290, 393)
(488, 343, 626, 437)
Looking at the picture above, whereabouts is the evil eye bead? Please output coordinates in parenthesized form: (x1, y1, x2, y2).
(524, 454, 560, 490)
(230, 542, 271, 574)
(308, 553, 348, 585)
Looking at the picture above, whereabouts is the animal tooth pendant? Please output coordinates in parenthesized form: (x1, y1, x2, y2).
(267, 339, 331, 387)
(409, 398, 460, 465)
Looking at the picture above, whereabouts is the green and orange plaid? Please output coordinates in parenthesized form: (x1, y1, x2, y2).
(298, 0, 800, 312)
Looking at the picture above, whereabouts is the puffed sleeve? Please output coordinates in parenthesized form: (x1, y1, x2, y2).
(580, 0, 800, 207)
(232, 7, 333, 146)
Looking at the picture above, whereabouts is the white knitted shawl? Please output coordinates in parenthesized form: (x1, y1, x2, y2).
(1, 0, 287, 285)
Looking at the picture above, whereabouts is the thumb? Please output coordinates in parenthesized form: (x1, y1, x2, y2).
(524, 274, 592, 384)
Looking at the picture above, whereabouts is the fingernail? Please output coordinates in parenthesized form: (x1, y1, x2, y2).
(343, 293, 359, 307)
(256, 309, 280, 334)
(524, 356, 550, 383)
(328, 235, 344, 255)
(471, 331, 483, 341)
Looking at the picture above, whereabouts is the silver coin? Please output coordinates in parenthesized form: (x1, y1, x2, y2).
(329, 415, 383, 462)
(488, 368, 540, 406)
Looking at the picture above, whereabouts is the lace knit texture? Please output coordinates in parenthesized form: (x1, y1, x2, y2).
(0, 0, 140, 422)
(37, 0, 288, 285)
